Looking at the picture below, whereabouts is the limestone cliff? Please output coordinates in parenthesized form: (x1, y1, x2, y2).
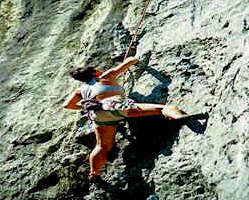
(0, 0, 249, 199)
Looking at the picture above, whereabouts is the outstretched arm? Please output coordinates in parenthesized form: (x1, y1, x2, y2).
(99, 57, 139, 79)
(63, 90, 83, 110)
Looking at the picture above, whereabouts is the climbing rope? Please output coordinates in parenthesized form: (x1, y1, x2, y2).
(122, 0, 152, 86)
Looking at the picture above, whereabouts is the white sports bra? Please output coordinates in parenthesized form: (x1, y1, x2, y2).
(80, 78, 125, 100)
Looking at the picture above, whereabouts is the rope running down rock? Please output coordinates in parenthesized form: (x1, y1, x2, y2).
(122, 0, 152, 86)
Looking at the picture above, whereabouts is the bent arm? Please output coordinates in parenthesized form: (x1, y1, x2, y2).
(99, 57, 139, 79)
(63, 90, 83, 110)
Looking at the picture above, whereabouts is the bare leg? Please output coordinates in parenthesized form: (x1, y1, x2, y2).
(125, 103, 163, 117)
(161, 105, 187, 119)
(120, 103, 186, 119)
(89, 125, 117, 178)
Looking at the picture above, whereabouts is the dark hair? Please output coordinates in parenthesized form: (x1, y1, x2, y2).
(70, 67, 96, 83)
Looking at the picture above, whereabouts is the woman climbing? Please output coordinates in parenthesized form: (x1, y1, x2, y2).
(63, 57, 195, 179)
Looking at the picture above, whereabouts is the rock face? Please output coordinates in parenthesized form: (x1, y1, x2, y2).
(0, 0, 249, 199)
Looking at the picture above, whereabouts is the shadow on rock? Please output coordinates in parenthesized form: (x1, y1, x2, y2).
(116, 114, 208, 199)
(180, 113, 209, 135)
(129, 51, 172, 104)
(82, 116, 183, 200)
(125, 116, 183, 160)
(83, 114, 208, 200)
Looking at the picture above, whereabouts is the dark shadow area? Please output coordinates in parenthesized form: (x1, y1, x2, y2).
(128, 51, 172, 103)
(74, 114, 208, 199)
(74, 130, 96, 150)
(28, 171, 59, 194)
(74, 116, 183, 200)
(117, 116, 183, 199)
(125, 116, 183, 160)
(120, 114, 208, 199)
(180, 113, 209, 135)
(86, 114, 208, 200)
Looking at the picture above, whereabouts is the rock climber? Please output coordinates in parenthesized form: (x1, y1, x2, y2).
(63, 57, 198, 179)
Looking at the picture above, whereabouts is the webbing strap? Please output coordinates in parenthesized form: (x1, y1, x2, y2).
(111, 110, 125, 118)
(94, 110, 126, 126)
(94, 120, 122, 126)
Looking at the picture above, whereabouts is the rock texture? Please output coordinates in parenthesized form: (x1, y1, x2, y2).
(0, 0, 249, 199)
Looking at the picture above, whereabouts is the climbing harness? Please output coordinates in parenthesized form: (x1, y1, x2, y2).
(122, 0, 152, 86)
(81, 97, 128, 127)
